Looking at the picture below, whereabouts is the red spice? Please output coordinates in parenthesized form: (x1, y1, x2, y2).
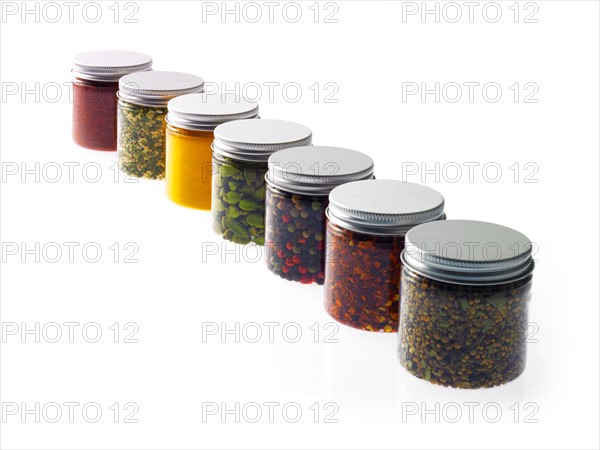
(72, 78, 119, 151)
(324, 220, 404, 332)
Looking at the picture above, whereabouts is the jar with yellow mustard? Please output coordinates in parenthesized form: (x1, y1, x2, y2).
(165, 94, 259, 210)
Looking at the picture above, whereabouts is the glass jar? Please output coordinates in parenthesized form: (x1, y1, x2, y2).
(72, 50, 152, 151)
(165, 94, 258, 210)
(398, 220, 534, 389)
(211, 119, 312, 245)
(324, 180, 445, 332)
(117, 71, 204, 180)
(265, 146, 374, 285)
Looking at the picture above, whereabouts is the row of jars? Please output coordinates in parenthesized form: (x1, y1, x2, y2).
(72, 51, 535, 389)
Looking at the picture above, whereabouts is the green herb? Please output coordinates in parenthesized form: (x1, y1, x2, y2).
(118, 102, 168, 180)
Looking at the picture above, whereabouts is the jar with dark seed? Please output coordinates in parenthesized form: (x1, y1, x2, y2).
(265, 146, 374, 284)
(211, 119, 312, 245)
(324, 180, 445, 332)
(117, 71, 204, 180)
(398, 220, 534, 389)
(72, 50, 152, 151)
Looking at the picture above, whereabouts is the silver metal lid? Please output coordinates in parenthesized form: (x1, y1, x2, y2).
(326, 180, 445, 235)
(72, 50, 152, 82)
(118, 71, 205, 107)
(166, 94, 259, 131)
(402, 220, 534, 285)
(266, 146, 374, 195)
(212, 119, 312, 163)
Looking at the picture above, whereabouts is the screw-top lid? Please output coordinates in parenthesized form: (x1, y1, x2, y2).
(212, 119, 312, 163)
(266, 146, 374, 195)
(72, 50, 152, 82)
(326, 180, 445, 235)
(118, 71, 205, 107)
(166, 94, 259, 131)
(402, 220, 534, 285)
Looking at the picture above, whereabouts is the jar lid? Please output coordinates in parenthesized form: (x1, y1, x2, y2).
(326, 180, 445, 235)
(266, 146, 374, 195)
(402, 220, 534, 285)
(72, 50, 152, 82)
(118, 71, 205, 107)
(212, 119, 312, 162)
(166, 94, 259, 131)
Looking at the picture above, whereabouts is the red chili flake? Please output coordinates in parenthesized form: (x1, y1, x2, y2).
(324, 220, 404, 332)
(282, 266, 290, 273)
(297, 266, 308, 274)
(292, 254, 301, 264)
(285, 242, 294, 250)
(285, 258, 295, 266)
(277, 250, 284, 259)
(282, 214, 291, 223)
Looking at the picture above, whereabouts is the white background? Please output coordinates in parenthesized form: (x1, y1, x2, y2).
(1, 1, 599, 449)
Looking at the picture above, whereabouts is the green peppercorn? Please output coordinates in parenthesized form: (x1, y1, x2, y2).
(212, 155, 268, 245)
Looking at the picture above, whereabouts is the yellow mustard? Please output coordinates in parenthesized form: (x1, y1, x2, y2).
(166, 125, 214, 210)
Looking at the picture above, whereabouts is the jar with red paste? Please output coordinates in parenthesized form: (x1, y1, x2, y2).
(324, 180, 445, 332)
(72, 50, 152, 151)
(265, 146, 374, 285)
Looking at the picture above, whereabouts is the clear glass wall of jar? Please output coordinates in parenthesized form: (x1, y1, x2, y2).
(398, 220, 534, 389)
(324, 180, 446, 332)
(117, 71, 204, 180)
(165, 94, 258, 210)
(211, 119, 312, 245)
(265, 146, 374, 285)
(72, 50, 152, 151)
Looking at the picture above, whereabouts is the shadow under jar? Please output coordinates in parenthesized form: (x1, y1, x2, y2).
(165, 94, 259, 210)
(211, 119, 312, 245)
(324, 180, 445, 332)
(265, 146, 375, 285)
(398, 220, 534, 389)
(117, 71, 204, 180)
(72, 50, 152, 151)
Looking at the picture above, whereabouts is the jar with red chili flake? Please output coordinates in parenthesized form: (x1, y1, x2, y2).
(265, 146, 374, 285)
(72, 50, 152, 151)
(324, 180, 445, 332)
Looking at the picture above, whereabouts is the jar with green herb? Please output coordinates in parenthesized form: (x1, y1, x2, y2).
(324, 180, 445, 332)
(211, 119, 312, 245)
(117, 71, 204, 179)
(399, 220, 535, 389)
(265, 146, 374, 284)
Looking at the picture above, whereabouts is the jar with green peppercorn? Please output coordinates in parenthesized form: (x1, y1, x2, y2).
(324, 180, 445, 332)
(211, 119, 312, 245)
(399, 220, 534, 389)
(265, 146, 374, 284)
(117, 71, 204, 179)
